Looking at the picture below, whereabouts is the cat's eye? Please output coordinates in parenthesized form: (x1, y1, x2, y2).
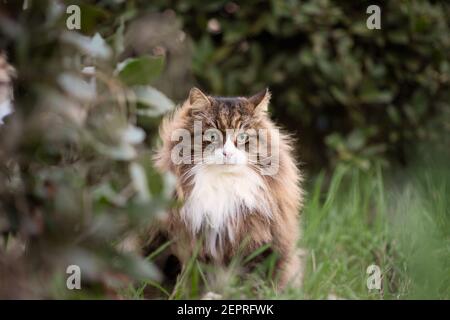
(205, 130, 221, 142)
(236, 132, 249, 144)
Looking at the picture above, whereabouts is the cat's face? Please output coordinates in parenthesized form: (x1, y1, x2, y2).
(182, 88, 273, 170)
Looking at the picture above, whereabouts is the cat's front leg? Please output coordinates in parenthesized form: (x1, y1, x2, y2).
(271, 212, 304, 290)
(276, 249, 305, 290)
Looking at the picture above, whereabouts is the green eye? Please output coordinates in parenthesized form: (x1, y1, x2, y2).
(205, 130, 220, 142)
(237, 132, 249, 144)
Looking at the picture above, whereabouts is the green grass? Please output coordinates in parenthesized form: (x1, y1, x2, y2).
(301, 162, 449, 300)
(125, 149, 450, 300)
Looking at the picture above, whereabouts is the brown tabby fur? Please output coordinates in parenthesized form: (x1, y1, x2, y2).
(150, 88, 304, 289)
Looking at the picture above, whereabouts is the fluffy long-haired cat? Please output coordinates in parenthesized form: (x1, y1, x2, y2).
(152, 87, 303, 289)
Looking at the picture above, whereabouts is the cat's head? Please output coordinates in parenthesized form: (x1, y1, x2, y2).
(170, 87, 279, 175)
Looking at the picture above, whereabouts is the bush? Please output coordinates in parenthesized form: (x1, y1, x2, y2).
(0, 1, 175, 298)
(146, 0, 450, 169)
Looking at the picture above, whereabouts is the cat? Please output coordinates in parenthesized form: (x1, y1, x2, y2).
(151, 87, 304, 290)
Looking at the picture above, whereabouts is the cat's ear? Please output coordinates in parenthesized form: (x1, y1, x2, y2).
(188, 87, 211, 110)
(248, 88, 271, 113)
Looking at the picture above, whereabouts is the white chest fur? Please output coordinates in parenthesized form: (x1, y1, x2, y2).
(181, 165, 272, 257)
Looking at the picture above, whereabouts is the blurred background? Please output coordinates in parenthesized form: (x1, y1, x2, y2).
(0, 0, 448, 299)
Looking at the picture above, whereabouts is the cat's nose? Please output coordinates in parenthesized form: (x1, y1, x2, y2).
(222, 150, 229, 157)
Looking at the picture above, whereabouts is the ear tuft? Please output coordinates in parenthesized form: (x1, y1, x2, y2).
(248, 88, 271, 113)
(189, 87, 210, 108)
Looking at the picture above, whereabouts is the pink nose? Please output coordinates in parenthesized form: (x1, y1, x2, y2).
(223, 150, 229, 157)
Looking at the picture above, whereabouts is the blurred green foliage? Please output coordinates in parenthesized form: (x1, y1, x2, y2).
(0, 0, 175, 298)
(145, 0, 450, 169)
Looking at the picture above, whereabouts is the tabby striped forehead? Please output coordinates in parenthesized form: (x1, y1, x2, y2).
(208, 97, 253, 130)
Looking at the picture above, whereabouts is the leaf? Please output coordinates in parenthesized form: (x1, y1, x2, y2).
(129, 163, 151, 203)
(95, 142, 137, 160)
(117, 56, 164, 86)
(92, 183, 127, 207)
(58, 73, 96, 101)
(91, 125, 144, 161)
(346, 130, 366, 151)
(114, 17, 125, 57)
(359, 87, 393, 104)
(121, 125, 146, 145)
(330, 86, 351, 105)
(116, 253, 162, 282)
(61, 32, 112, 59)
(133, 86, 175, 117)
(360, 90, 393, 103)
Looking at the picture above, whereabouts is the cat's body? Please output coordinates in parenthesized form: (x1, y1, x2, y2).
(152, 88, 303, 289)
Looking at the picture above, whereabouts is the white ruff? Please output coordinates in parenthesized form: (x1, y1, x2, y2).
(181, 165, 272, 257)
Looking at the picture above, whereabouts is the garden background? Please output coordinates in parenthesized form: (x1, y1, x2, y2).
(0, 0, 448, 299)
